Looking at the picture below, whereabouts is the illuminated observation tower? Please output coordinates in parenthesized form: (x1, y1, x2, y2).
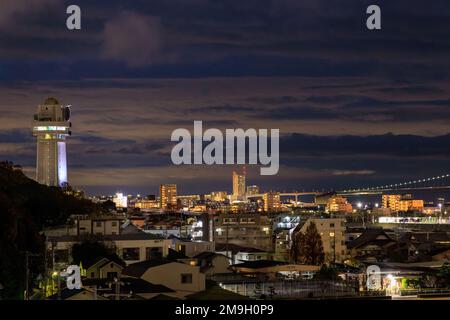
(32, 97, 71, 187)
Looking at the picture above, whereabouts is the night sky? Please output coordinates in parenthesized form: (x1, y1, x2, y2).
(1, 0, 450, 196)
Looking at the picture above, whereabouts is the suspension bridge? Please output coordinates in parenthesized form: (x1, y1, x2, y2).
(338, 173, 450, 195)
(246, 173, 450, 200)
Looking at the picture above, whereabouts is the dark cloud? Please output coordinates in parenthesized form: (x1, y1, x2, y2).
(101, 12, 162, 67)
(280, 133, 450, 157)
(187, 105, 257, 114)
(75, 133, 135, 144)
(0, 0, 449, 80)
(0, 129, 33, 143)
(259, 106, 336, 120)
(246, 96, 300, 105)
(370, 85, 444, 95)
(255, 96, 450, 122)
(114, 142, 166, 155)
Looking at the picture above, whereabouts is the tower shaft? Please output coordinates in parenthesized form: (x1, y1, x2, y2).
(33, 98, 71, 187)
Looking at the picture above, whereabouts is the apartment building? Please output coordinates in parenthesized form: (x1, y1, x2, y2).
(297, 218, 347, 263)
(213, 213, 273, 251)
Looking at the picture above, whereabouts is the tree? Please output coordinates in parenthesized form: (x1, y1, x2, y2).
(314, 265, 339, 281)
(290, 221, 325, 265)
(71, 240, 121, 268)
(290, 230, 304, 263)
(0, 162, 100, 299)
(101, 200, 116, 212)
(437, 262, 450, 288)
(420, 273, 438, 288)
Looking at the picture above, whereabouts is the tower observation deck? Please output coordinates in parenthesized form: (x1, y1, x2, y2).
(32, 97, 71, 187)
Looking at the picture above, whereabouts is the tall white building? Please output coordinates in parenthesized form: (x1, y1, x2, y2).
(32, 97, 71, 187)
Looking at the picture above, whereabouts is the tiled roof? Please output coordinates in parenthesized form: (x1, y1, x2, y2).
(83, 277, 174, 295)
(122, 259, 174, 277)
(215, 243, 266, 254)
(194, 251, 221, 260)
(48, 232, 164, 243)
(231, 260, 288, 269)
(347, 229, 396, 249)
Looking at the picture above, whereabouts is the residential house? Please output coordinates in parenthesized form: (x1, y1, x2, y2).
(171, 236, 215, 257)
(193, 252, 231, 277)
(47, 230, 172, 269)
(82, 277, 175, 300)
(215, 243, 271, 264)
(85, 257, 125, 280)
(230, 260, 320, 280)
(347, 229, 397, 262)
(122, 259, 206, 299)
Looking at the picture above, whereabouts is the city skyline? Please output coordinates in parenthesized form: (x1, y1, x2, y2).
(1, 1, 450, 195)
(2, 1, 450, 305)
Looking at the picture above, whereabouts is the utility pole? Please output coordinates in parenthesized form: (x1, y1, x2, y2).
(24, 251, 29, 300)
(114, 276, 121, 300)
(225, 221, 230, 263)
(52, 242, 56, 273)
(24, 251, 39, 300)
(179, 212, 183, 238)
(44, 236, 48, 298)
(57, 275, 61, 300)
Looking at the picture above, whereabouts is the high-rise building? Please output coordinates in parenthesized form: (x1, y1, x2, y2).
(113, 192, 128, 209)
(32, 97, 71, 187)
(246, 185, 260, 196)
(382, 194, 402, 211)
(135, 199, 159, 210)
(210, 191, 228, 202)
(263, 192, 281, 212)
(382, 194, 424, 212)
(160, 184, 177, 209)
(326, 196, 353, 214)
(232, 170, 246, 200)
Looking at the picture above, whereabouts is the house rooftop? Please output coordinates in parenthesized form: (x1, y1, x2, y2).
(231, 260, 288, 269)
(400, 231, 450, 244)
(85, 256, 126, 270)
(347, 229, 396, 249)
(193, 251, 226, 260)
(215, 243, 266, 254)
(47, 232, 165, 243)
(167, 248, 189, 260)
(83, 277, 174, 294)
(122, 259, 175, 278)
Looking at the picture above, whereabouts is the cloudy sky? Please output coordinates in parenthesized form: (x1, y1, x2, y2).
(1, 0, 450, 195)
